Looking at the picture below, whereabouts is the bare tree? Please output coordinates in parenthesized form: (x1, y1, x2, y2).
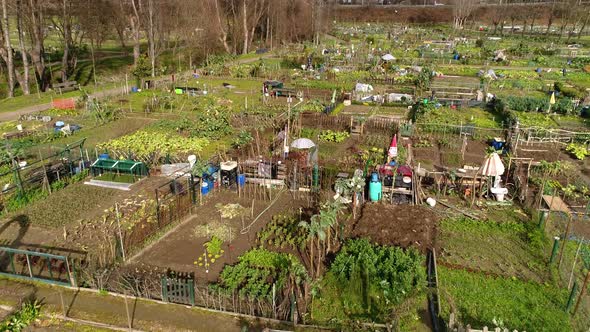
(0, 0, 15, 97)
(452, 0, 477, 30)
(128, 0, 142, 66)
(16, 0, 30, 94)
(26, 0, 50, 91)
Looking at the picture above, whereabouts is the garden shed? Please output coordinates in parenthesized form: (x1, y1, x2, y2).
(90, 158, 149, 183)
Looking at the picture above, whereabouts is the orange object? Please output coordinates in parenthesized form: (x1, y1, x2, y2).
(52, 98, 76, 110)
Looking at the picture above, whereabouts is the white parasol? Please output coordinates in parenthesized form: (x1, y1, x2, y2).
(480, 152, 505, 176)
(290, 138, 316, 149)
(381, 54, 396, 61)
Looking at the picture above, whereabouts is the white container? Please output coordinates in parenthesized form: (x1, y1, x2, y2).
(491, 187, 508, 202)
(16, 124, 23, 131)
(426, 197, 436, 207)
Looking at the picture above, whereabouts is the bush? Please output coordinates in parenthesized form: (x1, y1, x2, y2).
(217, 248, 307, 298)
(566, 142, 589, 160)
(319, 130, 349, 143)
(554, 82, 584, 100)
(0, 300, 42, 332)
(504, 96, 549, 113)
(327, 238, 426, 322)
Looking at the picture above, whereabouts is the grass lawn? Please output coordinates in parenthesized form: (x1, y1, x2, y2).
(438, 267, 571, 332)
(311, 271, 430, 331)
(29, 116, 156, 158)
(439, 213, 551, 283)
(5, 182, 120, 228)
(418, 106, 504, 129)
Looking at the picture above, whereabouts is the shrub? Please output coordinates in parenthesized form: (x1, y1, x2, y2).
(327, 238, 426, 321)
(204, 236, 223, 256)
(218, 248, 307, 298)
(566, 142, 589, 160)
(319, 130, 349, 143)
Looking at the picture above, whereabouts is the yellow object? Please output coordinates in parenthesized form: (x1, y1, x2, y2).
(549, 92, 556, 105)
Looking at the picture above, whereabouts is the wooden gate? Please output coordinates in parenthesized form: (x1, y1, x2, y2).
(161, 276, 195, 306)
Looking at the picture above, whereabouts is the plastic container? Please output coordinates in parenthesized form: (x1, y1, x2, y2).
(237, 174, 246, 187)
(201, 182, 209, 195)
(426, 197, 436, 207)
(370, 172, 379, 183)
(131, 86, 138, 93)
(98, 153, 109, 160)
(369, 181, 382, 202)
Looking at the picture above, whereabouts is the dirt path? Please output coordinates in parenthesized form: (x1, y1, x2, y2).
(0, 279, 294, 332)
(0, 87, 127, 122)
(0, 55, 272, 123)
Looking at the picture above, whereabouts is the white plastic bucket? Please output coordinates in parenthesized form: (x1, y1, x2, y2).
(16, 124, 23, 131)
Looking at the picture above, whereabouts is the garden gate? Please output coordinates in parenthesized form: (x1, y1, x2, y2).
(0, 247, 76, 287)
(161, 276, 195, 306)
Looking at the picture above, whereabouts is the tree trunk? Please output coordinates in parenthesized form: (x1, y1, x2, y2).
(578, 13, 589, 40)
(213, 0, 231, 53)
(60, 0, 70, 82)
(28, 0, 48, 91)
(16, 0, 29, 95)
(242, 0, 248, 54)
(2, 0, 15, 97)
(130, 0, 141, 66)
(147, 0, 155, 77)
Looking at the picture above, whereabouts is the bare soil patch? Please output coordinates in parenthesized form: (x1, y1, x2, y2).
(134, 189, 309, 282)
(351, 203, 439, 253)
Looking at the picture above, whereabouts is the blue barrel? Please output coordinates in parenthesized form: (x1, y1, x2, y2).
(201, 182, 209, 195)
(99, 153, 109, 160)
(369, 181, 382, 202)
(207, 179, 215, 192)
(238, 174, 246, 187)
(131, 86, 138, 93)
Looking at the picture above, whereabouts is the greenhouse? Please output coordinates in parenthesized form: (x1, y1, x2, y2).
(90, 158, 149, 183)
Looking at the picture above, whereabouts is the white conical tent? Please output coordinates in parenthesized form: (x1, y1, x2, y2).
(481, 152, 505, 176)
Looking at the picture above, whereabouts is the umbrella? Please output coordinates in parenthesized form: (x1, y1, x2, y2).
(291, 138, 316, 149)
(481, 152, 505, 176)
(381, 54, 396, 61)
(550, 91, 556, 105)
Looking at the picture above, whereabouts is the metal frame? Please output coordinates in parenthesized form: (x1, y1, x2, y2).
(0, 247, 76, 287)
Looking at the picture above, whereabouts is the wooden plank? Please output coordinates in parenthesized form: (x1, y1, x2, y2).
(542, 195, 571, 214)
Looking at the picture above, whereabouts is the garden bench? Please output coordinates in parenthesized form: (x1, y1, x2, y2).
(53, 81, 79, 94)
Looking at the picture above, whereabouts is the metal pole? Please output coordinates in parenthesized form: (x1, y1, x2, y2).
(573, 271, 590, 316)
(115, 203, 126, 262)
(565, 281, 578, 312)
(549, 236, 560, 264)
(558, 215, 572, 268)
(538, 211, 548, 230)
